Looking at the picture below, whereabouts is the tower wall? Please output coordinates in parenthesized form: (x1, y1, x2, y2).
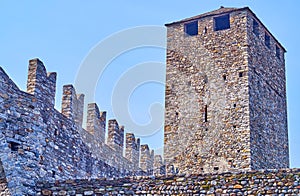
(164, 8, 252, 174)
(246, 12, 289, 169)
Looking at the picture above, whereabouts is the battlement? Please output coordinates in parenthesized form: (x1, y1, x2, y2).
(86, 103, 106, 142)
(0, 58, 159, 195)
(125, 133, 140, 170)
(107, 120, 124, 155)
(61, 84, 85, 126)
(140, 144, 155, 175)
(27, 58, 57, 107)
(154, 155, 165, 175)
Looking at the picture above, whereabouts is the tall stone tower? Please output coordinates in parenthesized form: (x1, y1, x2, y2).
(164, 7, 289, 174)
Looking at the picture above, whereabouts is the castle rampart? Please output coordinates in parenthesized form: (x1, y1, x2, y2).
(0, 59, 157, 195)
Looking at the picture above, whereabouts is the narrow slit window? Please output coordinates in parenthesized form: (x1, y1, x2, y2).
(214, 14, 230, 31)
(253, 19, 259, 36)
(175, 112, 179, 120)
(239, 72, 243, 77)
(276, 45, 281, 59)
(265, 33, 271, 48)
(54, 129, 59, 136)
(204, 105, 208, 122)
(223, 75, 227, 81)
(185, 21, 198, 36)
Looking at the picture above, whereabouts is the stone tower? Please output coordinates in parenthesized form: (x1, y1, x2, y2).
(164, 7, 289, 174)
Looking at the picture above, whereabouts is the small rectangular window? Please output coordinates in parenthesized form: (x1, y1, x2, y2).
(185, 21, 198, 36)
(253, 19, 259, 36)
(276, 45, 281, 59)
(214, 14, 230, 31)
(265, 33, 271, 48)
(9, 141, 21, 151)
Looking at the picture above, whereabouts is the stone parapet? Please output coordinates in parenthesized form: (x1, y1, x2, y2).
(36, 169, 300, 195)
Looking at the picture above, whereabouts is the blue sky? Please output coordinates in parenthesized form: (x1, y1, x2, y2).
(0, 1, 299, 168)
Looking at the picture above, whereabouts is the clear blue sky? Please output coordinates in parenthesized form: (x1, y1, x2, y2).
(0, 1, 299, 168)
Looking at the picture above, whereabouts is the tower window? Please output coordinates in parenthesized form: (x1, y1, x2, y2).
(239, 72, 243, 77)
(253, 19, 259, 36)
(8, 141, 21, 151)
(214, 14, 230, 31)
(185, 21, 198, 36)
(265, 33, 271, 48)
(276, 45, 281, 59)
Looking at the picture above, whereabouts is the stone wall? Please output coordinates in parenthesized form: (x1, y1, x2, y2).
(0, 59, 156, 195)
(164, 7, 288, 175)
(246, 11, 289, 169)
(36, 169, 300, 195)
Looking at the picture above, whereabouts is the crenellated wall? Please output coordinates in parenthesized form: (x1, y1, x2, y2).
(0, 59, 158, 195)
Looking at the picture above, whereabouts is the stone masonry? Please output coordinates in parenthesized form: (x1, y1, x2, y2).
(0, 58, 156, 195)
(164, 7, 289, 174)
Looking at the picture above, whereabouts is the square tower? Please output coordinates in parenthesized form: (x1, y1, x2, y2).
(164, 7, 289, 174)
